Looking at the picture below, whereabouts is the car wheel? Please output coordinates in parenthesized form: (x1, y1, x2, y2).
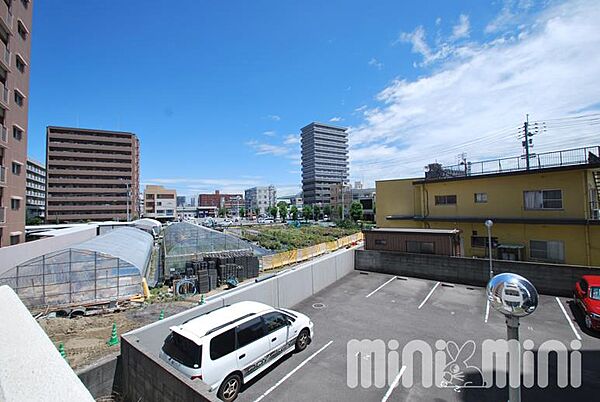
(295, 329, 310, 352)
(218, 373, 242, 402)
(585, 314, 593, 330)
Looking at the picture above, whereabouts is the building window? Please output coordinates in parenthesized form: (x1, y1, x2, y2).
(10, 235, 20, 245)
(15, 56, 26, 73)
(474, 193, 488, 203)
(471, 236, 498, 248)
(14, 90, 24, 107)
(12, 162, 21, 175)
(13, 127, 23, 141)
(434, 195, 457, 205)
(21, 0, 30, 9)
(530, 240, 564, 263)
(11, 199, 20, 210)
(17, 21, 28, 41)
(374, 239, 387, 246)
(524, 190, 563, 210)
(406, 241, 435, 254)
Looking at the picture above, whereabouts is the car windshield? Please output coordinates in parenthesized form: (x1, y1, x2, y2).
(590, 287, 600, 300)
(162, 332, 202, 368)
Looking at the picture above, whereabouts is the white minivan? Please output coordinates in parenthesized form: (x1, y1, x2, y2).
(159, 301, 314, 401)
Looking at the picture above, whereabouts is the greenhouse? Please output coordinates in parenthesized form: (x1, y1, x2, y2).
(164, 222, 253, 272)
(0, 227, 153, 309)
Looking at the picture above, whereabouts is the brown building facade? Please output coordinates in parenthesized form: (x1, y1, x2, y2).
(198, 190, 243, 214)
(364, 228, 462, 256)
(0, 0, 33, 247)
(46, 126, 140, 223)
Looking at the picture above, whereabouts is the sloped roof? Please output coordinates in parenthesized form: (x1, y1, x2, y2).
(72, 227, 153, 270)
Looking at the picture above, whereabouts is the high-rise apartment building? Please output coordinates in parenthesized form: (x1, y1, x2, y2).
(26, 158, 45, 221)
(45, 126, 140, 223)
(245, 185, 276, 215)
(0, 0, 32, 246)
(143, 185, 176, 221)
(301, 122, 348, 206)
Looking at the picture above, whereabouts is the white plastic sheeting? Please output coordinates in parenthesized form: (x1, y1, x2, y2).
(0, 228, 153, 309)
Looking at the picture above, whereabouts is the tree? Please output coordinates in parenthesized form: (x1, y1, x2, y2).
(218, 207, 227, 217)
(337, 205, 343, 221)
(277, 201, 288, 222)
(239, 207, 246, 218)
(254, 207, 260, 217)
(26, 216, 44, 226)
(313, 205, 321, 220)
(349, 201, 363, 222)
(323, 205, 331, 219)
(269, 206, 278, 221)
(290, 205, 299, 221)
(302, 205, 313, 221)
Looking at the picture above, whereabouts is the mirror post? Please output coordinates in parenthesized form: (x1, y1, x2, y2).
(506, 315, 521, 402)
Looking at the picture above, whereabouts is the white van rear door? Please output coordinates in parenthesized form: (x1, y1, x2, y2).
(235, 317, 271, 378)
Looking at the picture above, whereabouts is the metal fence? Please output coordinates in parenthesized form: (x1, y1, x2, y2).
(428, 146, 600, 179)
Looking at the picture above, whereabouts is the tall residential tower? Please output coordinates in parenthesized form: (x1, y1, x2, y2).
(301, 122, 348, 206)
(45, 126, 140, 223)
(0, 0, 32, 246)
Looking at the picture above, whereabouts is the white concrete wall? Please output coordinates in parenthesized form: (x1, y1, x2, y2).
(0, 286, 94, 402)
(0, 226, 97, 276)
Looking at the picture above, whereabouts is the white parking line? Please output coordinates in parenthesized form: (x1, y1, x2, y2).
(484, 299, 490, 323)
(381, 365, 407, 402)
(418, 282, 440, 309)
(253, 340, 334, 402)
(556, 297, 582, 341)
(366, 276, 397, 298)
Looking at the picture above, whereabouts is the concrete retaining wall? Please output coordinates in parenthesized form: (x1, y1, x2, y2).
(76, 354, 121, 400)
(120, 246, 358, 402)
(355, 250, 600, 296)
(121, 335, 218, 402)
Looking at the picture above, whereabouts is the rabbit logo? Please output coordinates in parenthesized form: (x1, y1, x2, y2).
(440, 340, 486, 391)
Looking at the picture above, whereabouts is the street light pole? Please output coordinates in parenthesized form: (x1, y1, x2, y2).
(485, 219, 494, 279)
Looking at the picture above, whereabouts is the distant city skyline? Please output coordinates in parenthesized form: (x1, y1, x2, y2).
(26, 0, 600, 197)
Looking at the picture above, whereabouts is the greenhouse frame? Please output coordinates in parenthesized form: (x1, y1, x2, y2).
(164, 222, 253, 272)
(0, 228, 153, 309)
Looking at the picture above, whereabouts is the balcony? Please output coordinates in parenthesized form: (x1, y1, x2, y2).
(0, 0, 12, 32)
(0, 124, 6, 145)
(0, 165, 6, 186)
(0, 81, 8, 108)
(0, 40, 9, 71)
(0, 206, 5, 224)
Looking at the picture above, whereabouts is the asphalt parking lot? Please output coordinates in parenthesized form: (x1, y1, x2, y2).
(235, 270, 600, 402)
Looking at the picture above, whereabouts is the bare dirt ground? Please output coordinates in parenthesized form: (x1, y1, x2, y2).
(39, 300, 197, 370)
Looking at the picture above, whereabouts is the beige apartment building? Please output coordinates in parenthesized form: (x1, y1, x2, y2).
(45, 126, 140, 223)
(0, 0, 32, 247)
(143, 185, 176, 221)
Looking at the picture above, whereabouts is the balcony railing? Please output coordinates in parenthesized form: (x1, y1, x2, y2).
(0, 125, 6, 144)
(0, 82, 8, 106)
(425, 146, 600, 180)
(0, 0, 13, 31)
(0, 165, 6, 185)
(0, 206, 5, 224)
(0, 40, 9, 68)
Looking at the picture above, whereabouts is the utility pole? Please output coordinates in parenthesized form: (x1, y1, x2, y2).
(523, 114, 531, 170)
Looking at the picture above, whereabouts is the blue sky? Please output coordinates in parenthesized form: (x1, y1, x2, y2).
(28, 0, 600, 196)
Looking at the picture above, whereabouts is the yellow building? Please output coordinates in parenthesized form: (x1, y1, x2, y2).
(376, 147, 600, 267)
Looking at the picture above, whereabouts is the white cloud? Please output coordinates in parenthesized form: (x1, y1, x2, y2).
(246, 140, 289, 156)
(262, 130, 276, 137)
(350, 0, 600, 185)
(267, 114, 281, 121)
(435, 17, 442, 26)
(451, 14, 470, 40)
(368, 58, 384, 70)
(354, 105, 368, 113)
(283, 134, 300, 145)
(485, 0, 535, 34)
(329, 116, 343, 122)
